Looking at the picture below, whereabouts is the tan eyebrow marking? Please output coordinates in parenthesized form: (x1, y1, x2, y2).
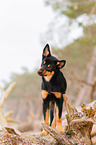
(43, 61, 46, 64)
(48, 64, 50, 67)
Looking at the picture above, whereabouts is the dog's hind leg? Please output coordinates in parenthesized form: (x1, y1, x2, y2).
(50, 102, 56, 128)
(56, 96, 64, 132)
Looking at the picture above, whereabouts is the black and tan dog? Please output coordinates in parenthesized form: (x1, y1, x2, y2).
(38, 44, 67, 136)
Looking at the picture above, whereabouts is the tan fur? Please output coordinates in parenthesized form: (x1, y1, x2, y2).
(52, 92, 61, 98)
(48, 64, 50, 67)
(40, 108, 49, 136)
(42, 90, 48, 99)
(43, 61, 46, 64)
(44, 109, 49, 126)
(56, 106, 63, 132)
(44, 71, 54, 82)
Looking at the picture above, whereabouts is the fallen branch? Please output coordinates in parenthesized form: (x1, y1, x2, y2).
(0, 82, 16, 131)
(42, 123, 71, 145)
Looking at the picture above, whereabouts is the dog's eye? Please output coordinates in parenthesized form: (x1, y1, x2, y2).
(48, 64, 50, 68)
(43, 61, 46, 64)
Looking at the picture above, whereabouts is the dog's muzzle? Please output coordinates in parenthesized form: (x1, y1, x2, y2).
(37, 69, 43, 76)
(37, 67, 47, 76)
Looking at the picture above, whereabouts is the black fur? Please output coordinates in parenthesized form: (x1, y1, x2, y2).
(38, 44, 67, 127)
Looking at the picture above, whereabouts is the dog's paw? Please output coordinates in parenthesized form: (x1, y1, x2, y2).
(40, 130, 48, 136)
(57, 126, 64, 132)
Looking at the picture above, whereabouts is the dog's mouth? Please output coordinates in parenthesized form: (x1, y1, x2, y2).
(37, 69, 46, 76)
(37, 69, 54, 77)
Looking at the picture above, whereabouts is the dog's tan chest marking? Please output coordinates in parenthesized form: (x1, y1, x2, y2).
(44, 75, 53, 82)
(44, 71, 54, 82)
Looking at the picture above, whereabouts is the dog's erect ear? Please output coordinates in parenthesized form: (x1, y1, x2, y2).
(42, 44, 51, 59)
(56, 60, 66, 69)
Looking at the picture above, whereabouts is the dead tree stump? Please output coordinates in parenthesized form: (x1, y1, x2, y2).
(41, 95, 96, 145)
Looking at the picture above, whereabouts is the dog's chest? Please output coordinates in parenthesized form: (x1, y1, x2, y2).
(42, 78, 59, 93)
(42, 71, 66, 94)
(44, 75, 53, 82)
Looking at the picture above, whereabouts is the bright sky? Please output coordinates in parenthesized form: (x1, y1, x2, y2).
(0, 0, 54, 86)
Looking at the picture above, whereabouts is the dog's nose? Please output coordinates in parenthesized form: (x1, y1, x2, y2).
(37, 69, 43, 76)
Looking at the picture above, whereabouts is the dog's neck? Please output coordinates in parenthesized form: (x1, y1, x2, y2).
(44, 75, 53, 82)
(43, 70, 60, 82)
(43, 71, 54, 82)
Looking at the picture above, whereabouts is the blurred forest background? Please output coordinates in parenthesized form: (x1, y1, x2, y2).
(2, 0, 96, 132)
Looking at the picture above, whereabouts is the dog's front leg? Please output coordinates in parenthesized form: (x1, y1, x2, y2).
(41, 91, 49, 136)
(41, 100, 49, 136)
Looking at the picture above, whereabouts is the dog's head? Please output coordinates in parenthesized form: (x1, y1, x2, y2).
(37, 44, 66, 78)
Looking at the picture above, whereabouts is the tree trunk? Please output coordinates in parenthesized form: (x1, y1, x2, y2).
(75, 47, 96, 106)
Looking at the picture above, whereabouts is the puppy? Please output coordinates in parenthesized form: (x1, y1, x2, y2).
(38, 44, 67, 135)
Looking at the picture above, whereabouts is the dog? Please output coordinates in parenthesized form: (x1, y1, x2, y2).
(37, 44, 67, 136)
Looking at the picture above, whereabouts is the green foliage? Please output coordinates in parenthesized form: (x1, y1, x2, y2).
(44, 0, 96, 77)
(45, 0, 96, 18)
(52, 36, 93, 75)
(62, 2, 96, 18)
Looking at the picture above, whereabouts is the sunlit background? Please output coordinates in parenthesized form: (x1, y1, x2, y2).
(0, 0, 55, 85)
(0, 0, 85, 86)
